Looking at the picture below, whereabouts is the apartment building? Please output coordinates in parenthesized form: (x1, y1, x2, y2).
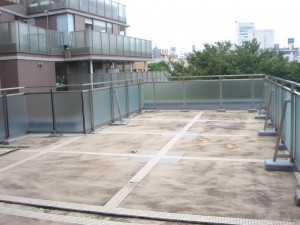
(0, 0, 152, 90)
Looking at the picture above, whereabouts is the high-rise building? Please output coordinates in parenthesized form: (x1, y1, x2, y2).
(249, 29, 275, 49)
(236, 21, 255, 45)
(0, 0, 152, 89)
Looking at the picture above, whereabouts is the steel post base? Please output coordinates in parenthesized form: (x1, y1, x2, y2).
(267, 121, 274, 127)
(264, 159, 297, 171)
(1, 138, 16, 145)
(248, 108, 258, 113)
(258, 129, 278, 136)
(217, 109, 226, 112)
(255, 115, 267, 119)
(295, 189, 300, 206)
(111, 121, 128, 126)
(49, 133, 62, 137)
(278, 143, 288, 151)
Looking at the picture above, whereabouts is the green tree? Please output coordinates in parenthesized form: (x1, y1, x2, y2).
(148, 61, 169, 71)
(168, 39, 300, 83)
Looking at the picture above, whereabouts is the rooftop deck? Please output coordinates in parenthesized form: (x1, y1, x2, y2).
(0, 110, 299, 225)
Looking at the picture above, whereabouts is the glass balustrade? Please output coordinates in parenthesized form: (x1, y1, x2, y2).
(27, 0, 126, 23)
(0, 21, 64, 55)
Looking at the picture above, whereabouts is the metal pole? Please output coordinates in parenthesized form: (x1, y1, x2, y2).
(110, 83, 114, 122)
(219, 76, 223, 109)
(290, 85, 295, 162)
(125, 81, 130, 117)
(182, 78, 186, 110)
(2, 91, 10, 140)
(274, 80, 278, 130)
(153, 78, 157, 110)
(138, 79, 142, 112)
(251, 75, 254, 109)
(81, 91, 87, 134)
(113, 90, 123, 123)
(50, 89, 57, 134)
(89, 60, 95, 131)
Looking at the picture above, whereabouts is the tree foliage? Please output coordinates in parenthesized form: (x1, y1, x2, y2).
(167, 39, 300, 82)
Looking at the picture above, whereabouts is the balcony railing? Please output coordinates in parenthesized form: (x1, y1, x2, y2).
(68, 30, 152, 58)
(27, 0, 126, 23)
(0, 0, 19, 6)
(0, 21, 64, 55)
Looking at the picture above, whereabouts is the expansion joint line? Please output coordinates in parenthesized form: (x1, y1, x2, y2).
(104, 112, 203, 210)
(0, 136, 83, 174)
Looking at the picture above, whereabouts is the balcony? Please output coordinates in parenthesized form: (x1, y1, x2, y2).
(27, 0, 126, 23)
(0, 21, 64, 55)
(0, 0, 19, 6)
(68, 30, 152, 58)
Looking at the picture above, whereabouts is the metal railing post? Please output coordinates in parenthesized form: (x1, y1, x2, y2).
(290, 85, 295, 161)
(81, 91, 87, 134)
(50, 89, 57, 134)
(182, 77, 186, 110)
(125, 81, 130, 117)
(138, 78, 142, 112)
(110, 82, 115, 122)
(152, 78, 157, 110)
(2, 91, 10, 140)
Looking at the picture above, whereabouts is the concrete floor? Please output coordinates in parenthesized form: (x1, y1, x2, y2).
(0, 110, 299, 225)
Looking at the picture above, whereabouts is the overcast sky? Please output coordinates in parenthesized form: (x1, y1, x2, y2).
(117, 0, 300, 52)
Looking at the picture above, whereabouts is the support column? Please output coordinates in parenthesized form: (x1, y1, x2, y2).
(144, 62, 148, 72)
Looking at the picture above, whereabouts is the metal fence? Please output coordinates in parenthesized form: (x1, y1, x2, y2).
(263, 76, 300, 167)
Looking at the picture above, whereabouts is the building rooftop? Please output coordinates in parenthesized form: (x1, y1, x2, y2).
(0, 110, 299, 225)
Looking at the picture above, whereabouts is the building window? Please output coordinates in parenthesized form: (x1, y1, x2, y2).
(94, 20, 106, 32)
(106, 22, 113, 33)
(120, 25, 126, 36)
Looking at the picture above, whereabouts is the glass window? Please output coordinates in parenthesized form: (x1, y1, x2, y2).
(94, 20, 106, 32)
(97, 0, 105, 16)
(105, 0, 112, 18)
(89, 0, 97, 14)
(120, 25, 126, 36)
(106, 22, 112, 33)
(80, 0, 88, 12)
(119, 4, 126, 22)
(112, 2, 118, 20)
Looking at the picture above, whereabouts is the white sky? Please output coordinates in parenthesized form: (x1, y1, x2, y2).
(117, 0, 300, 52)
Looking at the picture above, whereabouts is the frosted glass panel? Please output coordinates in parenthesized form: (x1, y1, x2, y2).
(110, 34, 117, 54)
(283, 90, 291, 150)
(295, 95, 300, 164)
(254, 79, 264, 98)
(83, 92, 92, 131)
(54, 92, 84, 132)
(93, 88, 112, 125)
(101, 33, 109, 54)
(129, 84, 139, 112)
(26, 94, 53, 132)
(113, 86, 126, 118)
(185, 80, 219, 100)
(223, 79, 251, 99)
(155, 82, 183, 102)
(0, 97, 5, 139)
(142, 83, 154, 104)
(7, 95, 28, 136)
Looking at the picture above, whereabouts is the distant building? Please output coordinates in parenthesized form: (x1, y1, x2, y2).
(161, 49, 169, 57)
(152, 47, 162, 59)
(236, 21, 255, 45)
(169, 47, 176, 55)
(236, 21, 274, 49)
(249, 29, 274, 49)
(281, 38, 300, 62)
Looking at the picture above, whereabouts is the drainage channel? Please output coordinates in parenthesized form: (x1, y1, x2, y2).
(0, 195, 297, 225)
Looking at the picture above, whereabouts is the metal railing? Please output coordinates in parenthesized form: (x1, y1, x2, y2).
(263, 75, 300, 167)
(27, 0, 126, 23)
(0, 21, 64, 55)
(68, 30, 152, 58)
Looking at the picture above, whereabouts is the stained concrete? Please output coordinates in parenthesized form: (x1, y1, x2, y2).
(0, 110, 299, 224)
